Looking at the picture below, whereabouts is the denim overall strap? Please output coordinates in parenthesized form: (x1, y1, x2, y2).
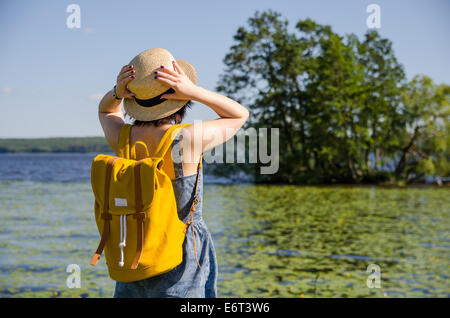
(171, 133, 184, 178)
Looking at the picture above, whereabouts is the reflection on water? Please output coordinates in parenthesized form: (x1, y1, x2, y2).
(0, 154, 448, 297)
(210, 185, 449, 297)
(0, 180, 448, 298)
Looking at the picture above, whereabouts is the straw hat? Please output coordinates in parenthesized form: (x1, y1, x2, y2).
(123, 48, 197, 121)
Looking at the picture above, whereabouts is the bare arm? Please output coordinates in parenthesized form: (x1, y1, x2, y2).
(98, 65, 136, 152)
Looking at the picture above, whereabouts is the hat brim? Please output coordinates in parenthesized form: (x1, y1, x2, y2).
(123, 59, 197, 121)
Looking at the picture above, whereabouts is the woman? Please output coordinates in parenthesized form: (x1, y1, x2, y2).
(97, 49, 249, 297)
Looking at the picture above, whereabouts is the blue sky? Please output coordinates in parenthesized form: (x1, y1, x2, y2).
(0, 0, 449, 138)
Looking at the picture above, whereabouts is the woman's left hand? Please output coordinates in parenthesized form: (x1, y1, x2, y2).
(155, 61, 200, 100)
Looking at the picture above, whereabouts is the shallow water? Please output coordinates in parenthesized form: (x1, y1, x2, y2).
(0, 154, 448, 297)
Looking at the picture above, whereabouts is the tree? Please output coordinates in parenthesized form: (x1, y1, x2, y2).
(214, 10, 448, 185)
(395, 75, 450, 183)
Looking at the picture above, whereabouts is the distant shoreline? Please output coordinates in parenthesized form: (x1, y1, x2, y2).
(1, 140, 447, 187)
(0, 136, 110, 153)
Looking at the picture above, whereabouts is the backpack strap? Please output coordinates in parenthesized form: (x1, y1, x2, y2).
(131, 160, 145, 269)
(118, 123, 185, 160)
(118, 124, 132, 159)
(183, 152, 203, 269)
(153, 123, 192, 159)
(91, 156, 120, 266)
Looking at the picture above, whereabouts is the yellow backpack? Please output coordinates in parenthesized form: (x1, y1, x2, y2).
(90, 123, 202, 282)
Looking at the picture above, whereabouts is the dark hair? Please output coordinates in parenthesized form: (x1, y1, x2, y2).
(126, 100, 193, 127)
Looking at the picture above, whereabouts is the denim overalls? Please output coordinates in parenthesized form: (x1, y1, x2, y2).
(113, 128, 218, 298)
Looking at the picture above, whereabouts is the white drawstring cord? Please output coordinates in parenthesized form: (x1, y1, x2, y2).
(118, 215, 127, 267)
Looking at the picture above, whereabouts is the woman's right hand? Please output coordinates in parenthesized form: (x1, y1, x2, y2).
(115, 65, 136, 99)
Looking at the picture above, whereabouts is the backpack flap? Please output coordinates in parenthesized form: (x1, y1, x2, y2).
(91, 154, 162, 216)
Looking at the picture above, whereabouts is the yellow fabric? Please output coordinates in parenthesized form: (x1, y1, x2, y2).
(130, 141, 150, 159)
(91, 123, 191, 282)
(116, 124, 177, 179)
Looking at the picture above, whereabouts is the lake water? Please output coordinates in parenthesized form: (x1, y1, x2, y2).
(0, 153, 448, 297)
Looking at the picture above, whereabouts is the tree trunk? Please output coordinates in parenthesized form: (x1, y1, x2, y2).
(375, 147, 380, 172)
(348, 157, 363, 182)
(395, 126, 420, 177)
(364, 144, 371, 175)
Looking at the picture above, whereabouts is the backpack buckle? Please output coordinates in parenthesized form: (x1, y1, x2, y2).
(133, 211, 146, 220)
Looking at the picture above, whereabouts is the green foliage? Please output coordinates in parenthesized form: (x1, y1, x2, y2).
(395, 75, 450, 182)
(0, 137, 111, 153)
(215, 10, 449, 184)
